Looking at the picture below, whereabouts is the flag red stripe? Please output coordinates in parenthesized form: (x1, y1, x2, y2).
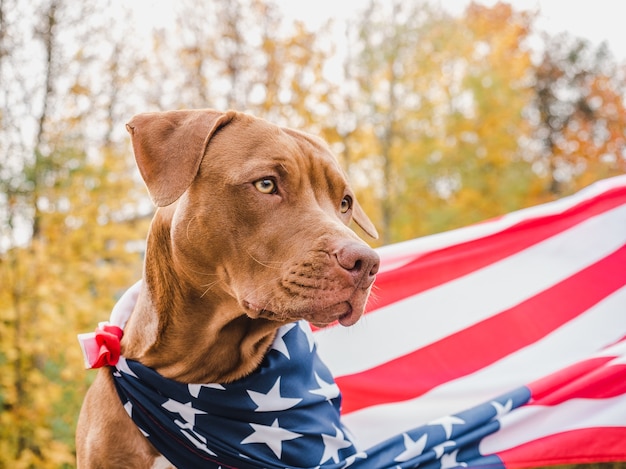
(529, 357, 615, 402)
(530, 363, 626, 405)
(495, 427, 626, 468)
(337, 245, 626, 414)
(366, 186, 626, 313)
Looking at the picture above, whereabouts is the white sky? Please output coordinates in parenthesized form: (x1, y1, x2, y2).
(272, 0, 626, 62)
(133, 1, 626, 63)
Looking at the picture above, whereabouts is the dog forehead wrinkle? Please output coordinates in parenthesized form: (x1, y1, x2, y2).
(205, 126, 301, 184)
(223, 155, 296, 186)
(283, 127, 347, 178)
(277, 130, 349, 201)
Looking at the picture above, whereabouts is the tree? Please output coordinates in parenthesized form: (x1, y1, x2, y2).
(532, 33, 626, 195)
(344, 0, 448, 244)
(0, 1, 149, 466)
(345, 1, 537, 243)
(430, 2, 537, 231)
(0, 146, 147, 468)
(166, 0, 336, 129)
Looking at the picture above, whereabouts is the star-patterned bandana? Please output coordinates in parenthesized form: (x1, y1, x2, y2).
(92, 282, 526, 468)
(112, 321, 363, 468)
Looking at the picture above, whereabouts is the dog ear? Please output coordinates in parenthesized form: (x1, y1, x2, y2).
(126, 109, 236, 207)
(352, 200, 379, 239)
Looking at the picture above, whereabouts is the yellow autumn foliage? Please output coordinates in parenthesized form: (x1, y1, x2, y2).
(0, 1, 624, 468)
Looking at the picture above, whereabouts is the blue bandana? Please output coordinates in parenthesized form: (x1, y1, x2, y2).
(112, 321, 364, 468)
(112, 319, 523, 468)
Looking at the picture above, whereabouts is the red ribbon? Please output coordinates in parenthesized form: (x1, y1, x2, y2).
(92, 324, 124, 368)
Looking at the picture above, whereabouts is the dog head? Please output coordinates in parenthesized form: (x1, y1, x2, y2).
(126, 109, 379, 328)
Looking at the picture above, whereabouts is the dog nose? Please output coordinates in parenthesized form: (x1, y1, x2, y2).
(335, 242, 380, 285)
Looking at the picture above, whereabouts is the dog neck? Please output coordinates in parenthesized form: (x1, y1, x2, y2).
(121, 206, 281, 384)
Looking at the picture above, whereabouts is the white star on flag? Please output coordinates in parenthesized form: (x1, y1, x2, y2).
(162, 399, 207, 426)
(240, 418, 302, 458)
(440, 449, 468, 469)
(269, 323, 296, 358)
(116, 356, 138, 378)
(188, 382, 225, 398)
(491, 399, 513, 419)
(394, 432, 428, 462)
(342, 451, 368, 467)
(123, 400, 133, 418)
(309, 372, 340, 403)
(319, 424, 354, 464)
(178, 425, 217, 456)
(429, 415, 466, 439)
(298, 320, 316, 352)
(247, 377, 302, 411)
(123, 401, 149, 437)
(433, 440, 456, 459)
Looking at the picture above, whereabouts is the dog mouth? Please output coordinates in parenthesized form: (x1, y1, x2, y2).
(243, 298, 362, 328)
(306, 301, 358, 328)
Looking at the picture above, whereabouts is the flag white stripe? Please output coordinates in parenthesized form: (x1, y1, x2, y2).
(479, 394, 626, 455)
(342, 286, 626, 449)
(316, 205, 626, 377)
(375, 175, 626, 272)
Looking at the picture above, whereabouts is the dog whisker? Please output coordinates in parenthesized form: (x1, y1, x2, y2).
(242, 272, 291, 317)
(187, 268, 219, 277)
(185, 215, 197, 243)
(243, 272, 282, 301)
(200, 280, 222, 298)
(245, 250, 284, 270)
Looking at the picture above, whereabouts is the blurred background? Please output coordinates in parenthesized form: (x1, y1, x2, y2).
(0, 0, 624, 466)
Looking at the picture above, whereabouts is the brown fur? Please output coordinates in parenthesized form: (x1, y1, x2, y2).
(75, 109, 379, 468)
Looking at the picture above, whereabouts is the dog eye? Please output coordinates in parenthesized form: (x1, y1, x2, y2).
(253, 178, 277, 194)
(340, 195, 352, 213)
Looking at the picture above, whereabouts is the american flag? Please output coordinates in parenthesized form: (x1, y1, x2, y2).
(315, 174, 626, 468)
(85, 175, 626, 468)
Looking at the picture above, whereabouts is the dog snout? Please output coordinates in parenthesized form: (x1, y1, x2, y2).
(335, 242, 380, 287)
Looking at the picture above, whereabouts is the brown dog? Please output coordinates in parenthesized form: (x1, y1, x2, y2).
(75, 109, 379, 468)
